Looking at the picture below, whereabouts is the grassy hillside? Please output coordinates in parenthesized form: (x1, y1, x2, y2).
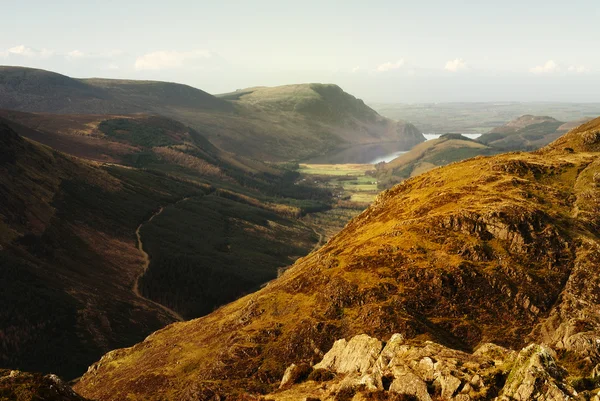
(0, 110, 335, 216)
(0, 67, 425, 161)
(375, 133, 498, 188)
(0, 121, 319, 379)
(477, 115, 568, 150)
(213, 84, 424, 160)
(76, 118, 600, 400)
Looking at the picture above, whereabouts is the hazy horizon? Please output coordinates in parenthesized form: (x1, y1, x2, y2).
(2, 0, 599, 103)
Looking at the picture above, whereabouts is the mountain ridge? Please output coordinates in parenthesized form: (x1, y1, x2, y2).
(0, 66, 425, 161)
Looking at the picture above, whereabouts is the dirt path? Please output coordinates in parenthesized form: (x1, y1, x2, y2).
(310, 228, 325, 253)
(133, 204, 185, 322)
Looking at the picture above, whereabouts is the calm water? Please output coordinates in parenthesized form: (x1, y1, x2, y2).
(369, 151, 408, 164)
(423, 133, 482, 141)
(306, 133, 483, 165)
(306, 142, 412, 164)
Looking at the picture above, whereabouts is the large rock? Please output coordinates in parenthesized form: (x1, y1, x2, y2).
(313, 334, 383, 374)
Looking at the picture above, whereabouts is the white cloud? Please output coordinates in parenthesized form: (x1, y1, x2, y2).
(376, 59, 405, 72)
(5, 45, 54, 59)
(530, 60, 559, 74)
(105, 63, 120, 70)
(444, 58, 468, 72)
(568, 65, 590, 74)
(134, 50, 213, 71)
(8, 45, 37, 57)
(351, 66, 361, 73)
(66, 50, 85, 60)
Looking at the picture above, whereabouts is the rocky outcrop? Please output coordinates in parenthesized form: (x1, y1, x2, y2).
(272, 334, 596, 401)
(274, 334, 506, 400)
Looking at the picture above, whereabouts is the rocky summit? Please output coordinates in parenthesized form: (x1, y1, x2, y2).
(71, 118, 600, 400)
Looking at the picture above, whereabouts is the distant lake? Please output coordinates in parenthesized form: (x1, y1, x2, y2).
(305, 141, 412, 164)
(423, 133, 482, 141)
(305, 133, 483, 165)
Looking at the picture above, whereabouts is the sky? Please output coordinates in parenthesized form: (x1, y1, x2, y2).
(1, 0, 599, 102)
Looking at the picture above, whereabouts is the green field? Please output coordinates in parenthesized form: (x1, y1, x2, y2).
(294, 163, 380, 243)
(298, 163, 375, 176)
(298, 163, 378, 204)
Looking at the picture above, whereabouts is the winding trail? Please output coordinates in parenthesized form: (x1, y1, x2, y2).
(310, 228, 325, 253)
(133, 203, 186, 322)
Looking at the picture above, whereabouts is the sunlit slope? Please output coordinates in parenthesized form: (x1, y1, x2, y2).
(77, 119, 600, 400)
(376, 133, 497, 188)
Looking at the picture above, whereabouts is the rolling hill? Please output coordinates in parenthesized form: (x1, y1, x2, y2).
(0, 66, 231, 114)
(0, 120, 319, 379)
(375, 133, 498, 188)
(375, 117, 593, 190)
(0, 66, 425, 160)
(477, 115, 570, 151)
(75, 118, 600, 400)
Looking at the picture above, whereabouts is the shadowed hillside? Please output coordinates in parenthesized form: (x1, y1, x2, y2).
(0, 67, 425, 160)
(75, 118, 600, 400)
(0, 121, 318, 379)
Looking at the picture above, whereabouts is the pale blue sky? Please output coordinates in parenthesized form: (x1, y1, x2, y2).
(1, 0, 599, 102)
